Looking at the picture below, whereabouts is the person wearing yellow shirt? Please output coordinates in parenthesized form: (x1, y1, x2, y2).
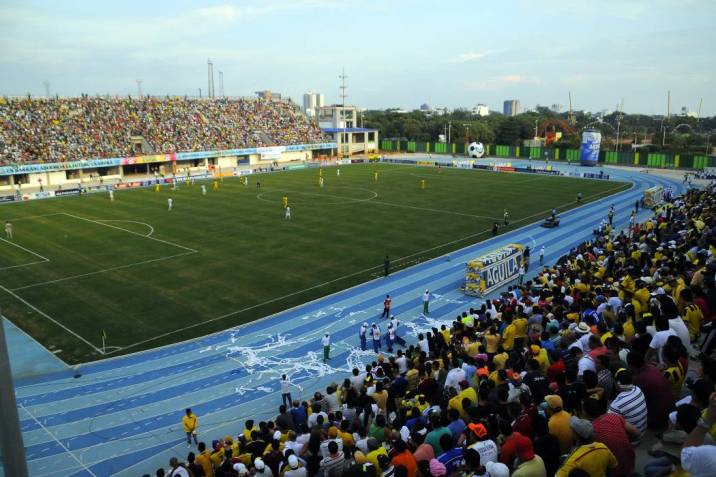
(634, 282, 650, 308)
(556, 417, 617, 477)
(440, 325, 451, 345)
(366, 440, 389, 476)
(493, 348, 509, 370)
(196, 442, 215, 477)
(484, 327, 500, 356)
(243, 420, 257, 442)
(681, 289, 703, 341)
(574, 279, 589, 295)
(182, 408, 199, 446)
(512, 315, 528, 349)
(530, 344, 550, 373)
(502, 317, 516, 352)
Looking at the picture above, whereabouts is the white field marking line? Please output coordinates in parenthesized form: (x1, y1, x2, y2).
(0, 236, 51, 271)
(107, 182, 631, 354)
(0, 212, 64, 222)
(0, 236, 50, 261)
(20, 403, 99, 477)
(0, 283, 105, 354)
(10, 250, 196, 292)
(10, 213, 197, 291)
(366, 199, 502, 221)
(61, 213, 197, 253)
(256, 187, 378, 204)
(96, 220, 155, 237)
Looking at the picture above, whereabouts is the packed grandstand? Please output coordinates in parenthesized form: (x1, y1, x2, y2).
(150, 186, 716, 477)
(0, 97, 327, 164)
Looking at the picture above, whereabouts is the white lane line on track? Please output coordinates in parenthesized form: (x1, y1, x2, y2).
(20, 403, 99, 477)
(105, 182, 630, 355)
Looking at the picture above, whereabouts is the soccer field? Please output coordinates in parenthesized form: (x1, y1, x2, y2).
(0, 163, 628, 363)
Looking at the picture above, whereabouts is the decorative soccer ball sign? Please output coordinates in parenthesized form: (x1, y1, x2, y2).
(468, 142, 485, 158)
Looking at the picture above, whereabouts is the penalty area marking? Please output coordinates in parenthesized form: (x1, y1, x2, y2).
(95, 220, 155, 237)
(8, 213, 198, 291)
(0, 283, 106, 355)
(0, 237, 51, 271)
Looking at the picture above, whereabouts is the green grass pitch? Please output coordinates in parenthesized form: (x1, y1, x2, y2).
(0, 163, 628, 363)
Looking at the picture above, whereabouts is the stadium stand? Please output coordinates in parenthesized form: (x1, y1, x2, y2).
(151, 184, 716, 476)
(0, 97, 327, 164)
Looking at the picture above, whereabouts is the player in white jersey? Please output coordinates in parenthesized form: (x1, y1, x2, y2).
(201, 185, 207, 196)
(336, 169, 340, 176)
(4, 221, 12, 239)
(108, 188, 114, 201)
(285, 206, 291, 220)
(167, 197, 173, 211)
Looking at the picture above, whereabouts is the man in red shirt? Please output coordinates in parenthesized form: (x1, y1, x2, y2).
(381, 295, 392, 319)
(585, 397, 639, 477)
(627, 351, 675, 430)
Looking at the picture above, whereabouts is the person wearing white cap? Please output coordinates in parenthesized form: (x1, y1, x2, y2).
(283, 454, 306, 477)
(255, 457, 274, 477)
(422, 289, 430, 315)
(359, 323, 368, 351)
(233, 463, 249, 476)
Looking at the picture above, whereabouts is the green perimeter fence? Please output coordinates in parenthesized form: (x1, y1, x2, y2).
(378, 139, 716, 170)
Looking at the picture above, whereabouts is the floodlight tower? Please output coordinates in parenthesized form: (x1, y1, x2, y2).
(339, 68, 348, 156)
(207, 59, 215, 98)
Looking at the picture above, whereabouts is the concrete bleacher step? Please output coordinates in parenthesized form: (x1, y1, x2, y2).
(257, 131, 274, 145)
(130, 135, 154, 154)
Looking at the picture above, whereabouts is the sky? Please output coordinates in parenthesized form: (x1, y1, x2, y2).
(1, 0, 715, 115)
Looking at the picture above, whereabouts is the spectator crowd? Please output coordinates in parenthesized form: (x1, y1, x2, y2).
(151, 184, 716, 477)
(0, 96, 327, 164)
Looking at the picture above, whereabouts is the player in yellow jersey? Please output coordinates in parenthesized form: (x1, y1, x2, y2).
(155, 183, 160, 192)
(421, 179, 426, 189)
(283, 195, 288, 208)
(374, 172, 379, 182)
(213, 180, 219, 190)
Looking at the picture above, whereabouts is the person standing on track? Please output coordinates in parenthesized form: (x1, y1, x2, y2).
(182, 408, 199, 447)
(422, 289, 430, 315)
(492, 222, 499, 236)
(391, 315, 406, 346)
(539, 246, 545, 265)
(321, 333, 331, 362)
(371, 323, 382, 353)
(359, 322, 368, 351)
(381, 294, 392, 319)
(4, 221, 12, 239)
(280, 374, 292, 407)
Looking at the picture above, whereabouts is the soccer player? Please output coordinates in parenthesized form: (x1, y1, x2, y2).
(212, 180, 219, 190)
(321, 333, 331, 362)
(374, 172, 379, 182)
(492, 222, 499, 236)
(256, 180, 261, 189)
(167, 197, 173, 211)
(155, 183, 160, 192)
(577, 192, 583, 204)
(285, 206, 291, 220)
(384, 255, 390, 277)
(4, 221, 12, 239)
(421, 179, 426, 189)
(201, 185, 207, 196)
(319, 176, 324, 188)
(336, 168, 340, 176)
(381, 294, 392, 319)
(283, 195, 288, 208)
(108, 188, 114, 201)
(503, 209, 510, 225)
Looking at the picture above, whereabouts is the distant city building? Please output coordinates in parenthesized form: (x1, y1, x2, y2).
(256, 90, 281, 100)
(386, 107, 408, 114)
(681, 106, 698, 118)
(420, 103, 431, 111)
(473, 104, 489, 116)
(318, 105, 378, 156)
(303, 92, 325, 117)
(503, 99, 520, 116)
(551, 104, 563, 113)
